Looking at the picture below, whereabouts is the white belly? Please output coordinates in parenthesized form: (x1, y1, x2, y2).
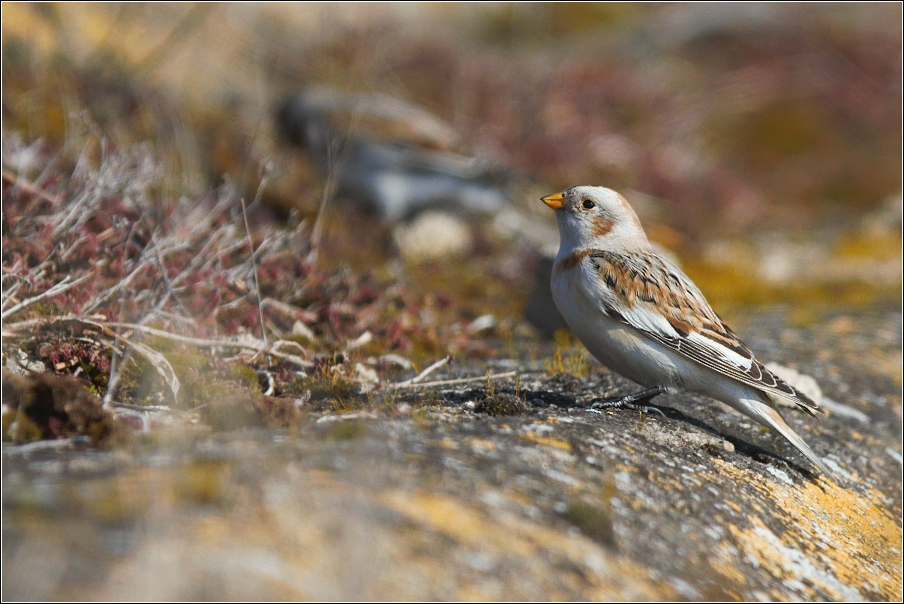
(551, 266, 686, 389)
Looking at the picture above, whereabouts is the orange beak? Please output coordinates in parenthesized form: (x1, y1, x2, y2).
(541, 192, 565, 210)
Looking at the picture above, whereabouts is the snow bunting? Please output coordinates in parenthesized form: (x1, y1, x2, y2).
(543, 185, 833, 479)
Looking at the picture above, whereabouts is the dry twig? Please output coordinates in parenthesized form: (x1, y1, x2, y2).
(108, 322, 314, 368)
(240, 195, 268, 346)
(392, 370, 517, 390)
(392, 355, 454, 388)
(1, 275, 91, 320)
(1, 168, 63, 206)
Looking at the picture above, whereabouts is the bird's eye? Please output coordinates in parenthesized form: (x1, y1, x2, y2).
(582, 198, 595, 209)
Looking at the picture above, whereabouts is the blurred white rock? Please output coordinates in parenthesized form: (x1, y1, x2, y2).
(755, 233, 828, 284)
(765, 362, 822, 405)
(393, 211, 473, 261)
(468, 314, 496, 334)
(860, 192, 902, 238)
(354, 363, 380, 392)
(291, 320, 316, 341)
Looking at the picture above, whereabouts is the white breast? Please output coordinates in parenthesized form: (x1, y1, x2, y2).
(551, 262, 684, 389)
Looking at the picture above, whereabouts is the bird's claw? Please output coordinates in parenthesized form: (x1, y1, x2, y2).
(589, 386, 667, 417)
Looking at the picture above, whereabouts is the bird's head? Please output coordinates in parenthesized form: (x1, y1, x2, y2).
(542, 185, 648, 253)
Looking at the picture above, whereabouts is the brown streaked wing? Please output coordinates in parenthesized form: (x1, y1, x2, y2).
(586, 250, 821, 415)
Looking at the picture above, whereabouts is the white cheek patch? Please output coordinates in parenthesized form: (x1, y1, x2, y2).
(688, 332, 753, 370)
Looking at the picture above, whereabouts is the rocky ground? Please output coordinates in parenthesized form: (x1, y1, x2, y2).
(3, 306, 901, 600)
(3, 4, 901, 600)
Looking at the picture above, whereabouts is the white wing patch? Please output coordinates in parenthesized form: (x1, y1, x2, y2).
(619, 305, 680, 340)
(687, 332, 753, 371)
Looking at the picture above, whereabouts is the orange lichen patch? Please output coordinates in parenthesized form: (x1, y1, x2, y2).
(827, 316, 857, 335)
(708, 548, 748, 600)
(381, 491, 535, 556)
(710, 458, 903, 600)
(380, 490, 675, 600)
(74, 470, 672, 600)
(520, 432, 573, 451)
(872, 349, 903, 386)
(466, 437, 497, 451)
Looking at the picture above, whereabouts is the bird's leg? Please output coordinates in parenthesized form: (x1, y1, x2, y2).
(590, 386, 667, 417)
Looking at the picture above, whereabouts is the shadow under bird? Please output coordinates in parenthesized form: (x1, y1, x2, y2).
(543, 185, 835, 480)
(276, 88, 508, 221)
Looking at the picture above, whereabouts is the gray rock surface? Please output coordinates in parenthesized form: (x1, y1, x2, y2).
(3, 308, 901, 600)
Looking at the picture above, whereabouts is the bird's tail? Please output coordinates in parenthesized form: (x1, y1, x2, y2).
(742, 396, 837, 482)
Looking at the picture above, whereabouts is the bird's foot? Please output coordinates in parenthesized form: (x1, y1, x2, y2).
(590, 386, 667, 417)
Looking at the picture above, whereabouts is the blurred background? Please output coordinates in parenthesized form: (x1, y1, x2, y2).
(3, 3, 901, 328)
(3, 4, 902, 601)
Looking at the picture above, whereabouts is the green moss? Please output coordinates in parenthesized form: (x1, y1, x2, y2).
(155, 347, 267, 412)
(544, 330, 590, 377)
(321, 420, 368, 440)
(834, 233, 902, 260)
(331, 395, 373, 415)
(28, 301, 57, 318)
(228, 364, 260, 392)
(297, 371, 360, 407)
(411, 408, 436, 431)
(476, 4, 646, 46)
(563, 500, 616, 547)
(475, 393, 528, 416)
(200, 393, 263, 431)
(2, 408, 43, 443)
(283, 333, 316, 347)
(115, 356, 152, 400)
(681, 260, 900, 322)
(163, 350, 209, 379)
(175, 461, 228, 505)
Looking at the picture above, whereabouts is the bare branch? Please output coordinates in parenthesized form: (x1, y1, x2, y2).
(1, 314, 111, 336)
(1, 168, 63, 206)
(1, 275, 91, 320)
(241, 194, 268, 346)
(392, 371, 518, 390)
(1, 281, 23, 312)
(108, 322, 314, 368)
(82, 219, 149, 313)
(119, 337, 180, 404)
(392, 355, 454, 388)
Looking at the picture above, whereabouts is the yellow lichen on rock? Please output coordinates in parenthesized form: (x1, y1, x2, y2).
(710, 458, 902, 600)
(380, 489, 675, 601)
(519, 432, 573, 451)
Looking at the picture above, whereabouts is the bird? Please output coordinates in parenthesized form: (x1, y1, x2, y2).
(542, 185, 834, 480)
(276, 88, 508, 221)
